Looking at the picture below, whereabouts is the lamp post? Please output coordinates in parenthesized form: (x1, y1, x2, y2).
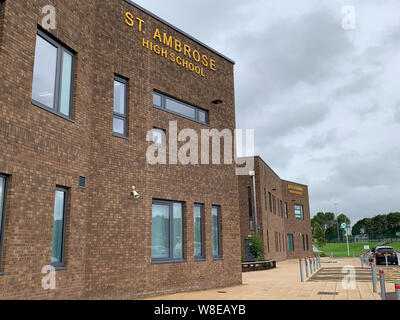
(249, 170, 258, 234)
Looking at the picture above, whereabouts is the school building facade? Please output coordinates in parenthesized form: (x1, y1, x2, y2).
(0, 0, 242, 299)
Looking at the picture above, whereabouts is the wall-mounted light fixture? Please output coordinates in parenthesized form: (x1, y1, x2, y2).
(131, 186, 140, 199)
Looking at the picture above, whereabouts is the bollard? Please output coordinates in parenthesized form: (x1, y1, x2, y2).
(310, 257, 313, 274)
(395, 282, 400, 301)
(305, 257, 309, 278)
(360, 253, 364, 268)
(379, 270, 386, 300)
(314, 256, 318, 271)
(385, 255, 388, 268)
(299, 259, 304, 282)
(371, 259, 377, 293)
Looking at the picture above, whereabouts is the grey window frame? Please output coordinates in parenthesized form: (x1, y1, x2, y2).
(113, 75, 128, 138)
(0, 174, 8, 272)
(31, 28, 75, 121)
(294, 204, 304, 220)
(247, 186, 253, 231)
(51, 186, 68, 269)
(151, 199, 185, 264)
(194, 203, 205, 260)
(153, 91, 208, 125)
(212, 205, 222, 259)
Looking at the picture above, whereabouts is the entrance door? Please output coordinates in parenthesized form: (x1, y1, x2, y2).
(245, 239, 256, 262)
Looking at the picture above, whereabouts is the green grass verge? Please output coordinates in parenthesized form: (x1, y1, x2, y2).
(315, 242, 400, 258)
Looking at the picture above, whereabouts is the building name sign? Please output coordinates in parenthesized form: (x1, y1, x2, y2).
(288, 184, 303, 195)
(125, 11, 217, 78)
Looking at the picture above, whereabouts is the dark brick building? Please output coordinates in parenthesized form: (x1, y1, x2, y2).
(238, 156, 313, 262)
(0, 0, 241, 299)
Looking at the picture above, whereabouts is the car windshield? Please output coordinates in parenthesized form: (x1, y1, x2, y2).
(379, 249, 394, 253)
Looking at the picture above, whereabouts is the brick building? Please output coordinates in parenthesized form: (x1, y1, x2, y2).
(0, 0, 242, 299)
(238, 156, 313, 262)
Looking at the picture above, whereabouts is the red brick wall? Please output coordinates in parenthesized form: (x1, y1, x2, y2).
(0, 0, 241, 299)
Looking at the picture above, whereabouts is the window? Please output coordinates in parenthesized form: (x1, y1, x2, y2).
(194, 204, 204, 259)
(275, 232, 278, 252)
(212, 206, 222, 258)
(152, 128, 166, 147)
(284, 202, 288, 219)
(32, 29, 74, 119)
(266, 230, 270, 252)
(51, 187, 68, 268)
(306, 234, 309, 251)
(268, 192, 272, 212)
(280, 200, 283, 217)
(113, 76, 128, 137)
(272, 195, 276, 214)
(294, 204, 304, 220)
(247, 186, 253, 231)
(302, 234, 305, 251)
(153, 91, 208, 125)
(0, 175, 8, 269)
(152, 200, 184, 262)
(287, 234, 294, 252)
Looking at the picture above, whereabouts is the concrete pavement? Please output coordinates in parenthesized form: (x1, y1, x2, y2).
(143, 257, 399, 300)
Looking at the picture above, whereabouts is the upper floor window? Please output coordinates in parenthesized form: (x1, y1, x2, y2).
(247, 186, 253, 231)
(32, 29, 74, 119)
(153, 91, 208, 125)
(113, 76, 128, 137)
(284, 202, 288, 219)
(268, 192, 272, 212)
(0, 174, 8, 270)
(294, 204, 304, 220)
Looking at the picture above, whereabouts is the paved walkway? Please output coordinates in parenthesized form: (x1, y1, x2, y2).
(144, 257, 399, 300)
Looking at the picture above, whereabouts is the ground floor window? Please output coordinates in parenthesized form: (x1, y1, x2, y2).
(287, 234, 294, 252)
(51, 187, 68, 267)
(194, 204, 204, 259)
(152, 200, 184, 262)
(302, 234, 305, 251)
(212, 205, 222, 258)
(0, 175, 7, 268)
(306, 234, 309, 251)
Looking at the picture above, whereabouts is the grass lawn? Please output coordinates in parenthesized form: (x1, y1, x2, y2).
(315, 242, 400, 257)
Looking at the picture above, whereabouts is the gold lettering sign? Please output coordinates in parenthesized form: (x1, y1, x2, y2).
(288, 184, 303, 195)
(124, 11, 216, 78)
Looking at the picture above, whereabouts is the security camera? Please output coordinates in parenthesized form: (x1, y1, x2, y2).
(131, 186, 140, 199)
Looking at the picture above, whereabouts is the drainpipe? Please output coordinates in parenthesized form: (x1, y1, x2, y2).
(249, 171, 258, 234)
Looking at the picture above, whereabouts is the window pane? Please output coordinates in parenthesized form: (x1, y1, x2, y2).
(172, 203, 183, 259)
(32, 35, 58, 109)
(287, 234, 294, 251)
(153, 93, 162, 108)
(51, 190, 65, 263)
(113, 117, 125, 135)
(198, 110, 207, 123)
(114, 80, 126, 115)
(165, 97, 196, 119)
(0, 177, 4, 237)
(212, 206, 220, 257)
(194, 205, 203, 257)
(152, 204, 170, 258)
(295, 205, 303, 220)
(59, 51, 73, 117)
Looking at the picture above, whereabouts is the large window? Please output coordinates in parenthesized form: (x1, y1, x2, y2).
(153, 91, 208, 125)
(32, 29, 74, 119)
(113, 76, 128, 137)
(194, 204, 204, 260)
(247, 186, 253, 231)
(51, 187, 68, 268)
(294, 204, 304, 220)
(287, 234, 294, 252)
(211, 206, 222, 258)
(152, 200, 184, 262)
(0, 175, 7, 269)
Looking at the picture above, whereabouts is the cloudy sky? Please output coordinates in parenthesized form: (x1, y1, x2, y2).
(133, 0, 400, 225)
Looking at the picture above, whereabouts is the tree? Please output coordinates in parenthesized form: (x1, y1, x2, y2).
(311, 212, 336, 239)
(313, 222, 326, 248)
(248, 233, 264, 261)
(387, 212, 400, 229)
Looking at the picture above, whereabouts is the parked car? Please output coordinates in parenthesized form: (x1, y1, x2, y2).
(370, 246, 398, 265)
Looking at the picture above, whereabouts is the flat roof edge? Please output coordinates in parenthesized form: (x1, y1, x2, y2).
(123, 0, 235, 65)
